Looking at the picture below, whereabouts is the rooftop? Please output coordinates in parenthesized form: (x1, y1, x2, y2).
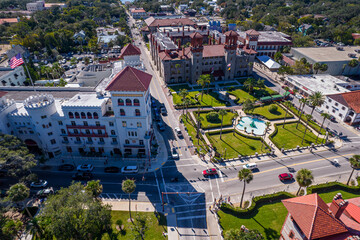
(145, 17, 196, 27)
(328, 90, 360, 113)
(120, 44, 141, 57)
(0, 18, 18, 25)
(291, 46, 360, 62)
(286, 74, 351, 95)
(62, 93, 107, 108)
(237, 31, 291, 43)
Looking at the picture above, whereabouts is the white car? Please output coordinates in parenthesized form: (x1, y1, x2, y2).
(315, 107, 323, 113)
(175, 127, 183, 138)
(243, 163, 258, 170)
(121, 165, 139, 174)
(77, 164, 94, 172)
(295, 94, 303, 100)
(171, 148, 179, 159)
(30, 180, 48, 188)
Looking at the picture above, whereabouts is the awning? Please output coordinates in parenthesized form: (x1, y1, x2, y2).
(257, 55, 281, 70)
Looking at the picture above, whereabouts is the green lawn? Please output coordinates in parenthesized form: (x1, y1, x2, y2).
(270, 122, 324, 149)
(218, 82, 238, 87)
(318, 190, 360, 203)
(172, 91, 226, 107)
(229, 89, 257, 104)
(249, 104, 293, 120)
(288, 105, 327, 135)
(102, 211, 167, 240)
(229, 87, 278, 104)
(218, 201, 286, 240)
(182, 114, 208, 154)
(207, 131, 269, 158)
(193, 84, 215, 90)
(197, 111, 234, 129)
(168, 84, 191, 92)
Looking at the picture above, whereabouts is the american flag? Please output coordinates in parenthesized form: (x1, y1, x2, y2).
(9, 53, 24, 69)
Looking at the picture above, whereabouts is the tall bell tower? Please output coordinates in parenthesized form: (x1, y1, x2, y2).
(190, 32, 203, 84)
(224, 30, 238, 80)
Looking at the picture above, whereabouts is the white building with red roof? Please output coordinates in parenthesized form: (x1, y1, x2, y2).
(130, 8, 147, 19)
(281, 193, 360, 240)
(0, 66, 154, 160)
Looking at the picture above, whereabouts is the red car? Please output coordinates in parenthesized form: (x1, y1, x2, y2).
(278, 173, 293, 181)
(203, 168, 218, 177)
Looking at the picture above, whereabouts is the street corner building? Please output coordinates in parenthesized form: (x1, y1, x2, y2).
(149, 28, 260, 84)
(0, 66, 155, 161)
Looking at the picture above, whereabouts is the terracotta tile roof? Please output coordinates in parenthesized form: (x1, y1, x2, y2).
(352, 33, 360, 40)
(224, 30, 238, 37)
(282, 194, 348, 239)
(344, 203, 360, 224)
(244, 48, 257, 54)
(245, 29, 260, 35)
(328, 90, 360, 113)
(131, 9, 146, 13)
(105, 66, 152, 92)
(190, 32, 203, 39)
(146, 17, 196, 27)
(140, 26, 149, 31)
(120, 44, 141, 58)
(202, 45, 225, 57)
(0, 91, 8, 98)
(0, 18, 18, 25)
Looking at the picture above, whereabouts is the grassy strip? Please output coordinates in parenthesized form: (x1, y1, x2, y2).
(167, 84, 191, 92)
(172, 91, 227, 108)
(181, 114, 209, 155)
(246, 103, 293, 120)
(193, 110, 234, 129)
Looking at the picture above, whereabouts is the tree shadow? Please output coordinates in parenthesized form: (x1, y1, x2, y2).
(252, 218, 280, 240)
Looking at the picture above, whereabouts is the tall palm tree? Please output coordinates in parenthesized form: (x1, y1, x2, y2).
(85, 180, 103, 199)
(262, 121, 271, 151)
(238, 169, 253, 208)
(296, 168, 313, 195)
(6, 183, 32, 217)
(313, 62, 321, 74)
(347, 155, 360, 185)
(232, 111, 239, 136)
(309, 91, 325, 116)
(301, 114, 312, 145)
(242, 99, 255, 114)
(122, 179, 136, 224)
(297, 98, 308, 129)
(282, 101, 291, 128)
(179, 89, 189, 115)
(219, 109, 227, 139)
(243, 77, 257, 94)
(316, 112, 330, 143)
(183, 98, 191, 120)
(320, 64, 328, 73)
(197, 74, 211, 101)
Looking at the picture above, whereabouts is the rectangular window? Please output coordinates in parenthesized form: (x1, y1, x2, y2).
(41, 115, 47, 119)
(83, 121, 88, 126)
(61, 129, 66, 134)
(19, 130, 23, 134)
(99, 137, 104, 142)
(76, 137, 81, 142)
(95, 121, 100, 126)
(58, 121, 63, 125)
(137, 122, 142, 127)
(49, 122, 52, 127)
(48, 132, 53, 136)
(50, 139, 56, 144)
(87, 137, 92, 142)
(63, 137, 68, 141)
(122, 121, 127, 127)
(140, 140, 144, 145)
(71, 121, 76, 126)
(85, 129, 90, 134)
(66, 146, 72, 152)
(29, 131, 34, 134)
(74, 129, 79, 134)
(97, 130, 102, 134)
(112, 138, 117, 143)
(109, 122, 114, 126)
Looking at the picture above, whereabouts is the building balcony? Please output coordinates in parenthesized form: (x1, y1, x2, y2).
(98, 141, 105, 145)
(134, 103, 140, 106)
(126, 103, 132, 106)
(111, 141, 118, 145)
(118, 102, 124, 106)
(66, 125, 105, 130)
(124, 144, 145, 148)
(67, 132, 108, 138)
(62, 140, 69, 144)
(86, 141, 93, 144)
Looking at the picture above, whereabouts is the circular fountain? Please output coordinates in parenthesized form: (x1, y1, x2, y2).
(236, 116, 266, 135)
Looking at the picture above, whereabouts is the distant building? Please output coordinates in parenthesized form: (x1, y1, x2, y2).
(144, 17, 197, 33)
(208, 21, 221, 32)
(178, 4, 188, 11)
(281, 193, 360, 239)
(0, 18, 18, 25)
(26, 1, 45, 12)
(160, 5, 173, 13)
(6, 45, 30, 59)
(228, 23, 236, 31)
(73, 30, 86, 43)
(290, 47, 360, 76)
(44, 3, 66, 9)
(130, 8, 147, 19)
(0, 66, 26, 86)
(184, 9, 196, 17)
(298, 23, 313, 35)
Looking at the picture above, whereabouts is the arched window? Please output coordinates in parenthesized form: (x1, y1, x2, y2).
(87, 112, 92, 119)
(125, 139, 130, 144)
(69, 112, 74, 119)
(133, 99, 140, 106)
(93, 112, 98, 119)
(81, 112, 86, 119)
(111, 130, 116, 135)
(126, 99, 132, 106)
(120, 109, 125, 116)
(135, 109, 140, 116)
(75, 112, 80, 119)
(118, 99, 124, 106)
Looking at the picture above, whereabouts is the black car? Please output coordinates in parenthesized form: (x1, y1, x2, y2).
(58, 164, 75, 171)
(72, 172, 92, 180)
(104, 166, 120, 173)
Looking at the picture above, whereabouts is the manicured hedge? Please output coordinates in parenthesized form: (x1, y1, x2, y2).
(307, 178, 360, 194)
(220, 192, 294, 218)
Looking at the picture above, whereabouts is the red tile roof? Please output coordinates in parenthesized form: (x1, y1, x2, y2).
(282, 194, 348, 239)
(131, 9, 146, 13)
(352, 33, 360, 40)
(328, 90, 360, 113)
(344, 203, 360, 224)
(190, 32, 203, 39)
(120, 44, 141, 58)
(245, 29, 260, 35)
(224, 30, 238, 37)
(105, 66, 152, 92)
(0, 18, 18, 25)
(0, 91, 8, 97)
(202, 45, 225, 57)
(244, 48, 257, 54)
(146, 17, 196, 27)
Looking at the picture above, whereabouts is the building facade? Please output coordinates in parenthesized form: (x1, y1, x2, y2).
(26, 1, 45, 12)
(130, 8, 147, 19)
(0, 66, 27, 86)
(149, 30, 257, 84)
(0, 66, 154, 160)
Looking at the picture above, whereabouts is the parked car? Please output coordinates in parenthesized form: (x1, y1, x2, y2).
(36, 188, 54, 198)
(30, 180, 48, 188)
(278, 173, 293, 181)
(160, 107, 167, 116)
(171, 148, 179, 159)
(121, 166, 139, 174)
(243, 163, 257, 170)
(58, 164, 75, 171)
(295, 94, 303, 99)
(203, 168, 218, 177)
(175, 127, 183, 138)
(72, 172, 92, 180)
(330, 115, 336, 122)
(77, 164, 94, 172)
(155, 112, 161, 121)
(315, 107, 323, 113)
(157, 122, 165, 131)
(104, 166, 120, 173)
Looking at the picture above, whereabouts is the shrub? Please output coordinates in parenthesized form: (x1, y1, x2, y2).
(206, 112, 220, 123)
(268, 104, 278, 114)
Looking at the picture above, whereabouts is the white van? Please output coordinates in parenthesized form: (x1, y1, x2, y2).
(243, 163, 258, 170)
(121, 165, 139, 174)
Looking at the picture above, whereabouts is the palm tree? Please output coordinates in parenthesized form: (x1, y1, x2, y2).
(348, 59, 359, 68)
(232, 111, 239, 136)
(179, 89, 189, 115)
(347, 155, 360, 185)
(262, 121, 271, 151)
(320, 64, 328, 73)
(195, 114, 204, 145)
(313, 62, 321, 74)
(308, 91, 325, 119)
(243, 78, 257, 94)
(6, 183, 32, 217)
(297, 98, 308, 129)
(52, 62, 62, 78)
(197, 74, 211, 101)
(122, 179, 136, 224)
(219, 109, 227, 139)
(316, 112, 330, 143)
(183, 98, 192, 120)
(296, 168, 314, 195)
(301, 114, 312, 145)
(238, 169, 253, 208)
(40, 65, 51, 79)
(85, 180, 103, 198)
(282, 101, 291, 128)
(242, 99, 255, 114)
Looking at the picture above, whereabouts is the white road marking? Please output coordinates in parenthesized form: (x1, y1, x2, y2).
(175, 208, 206, 215)
(177, 215, 206, 221)
(154, 171, 162, 203)
(160, 168, 169, 203)
(162, 163, 199, 168)
(215, 176, 221, 197)
(218, 170, 224, 183)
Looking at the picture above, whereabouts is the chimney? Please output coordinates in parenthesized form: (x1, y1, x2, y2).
(182, 25, 184, 32)
(182, 47, 185, 56)
(329, 193, 349, 219)
(208, 37, 211, 45)
(218, 37, 221, 44)
(178, 39, 181, 49)
(178, 28, 180, 33)
(167, 32, 169, 37)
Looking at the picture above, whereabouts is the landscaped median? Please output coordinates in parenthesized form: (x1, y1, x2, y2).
(245, 103, 293, 120)
(206, 129, 270, 159)
(194, 109, 235, 130)
(228, 86, 278, 105)
(218, 179, 360, 240)
(181, 114, 209, 155)
(269, 121, 324, 150)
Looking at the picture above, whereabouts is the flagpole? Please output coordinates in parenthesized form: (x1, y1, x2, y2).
(22, 54, 36, 92)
